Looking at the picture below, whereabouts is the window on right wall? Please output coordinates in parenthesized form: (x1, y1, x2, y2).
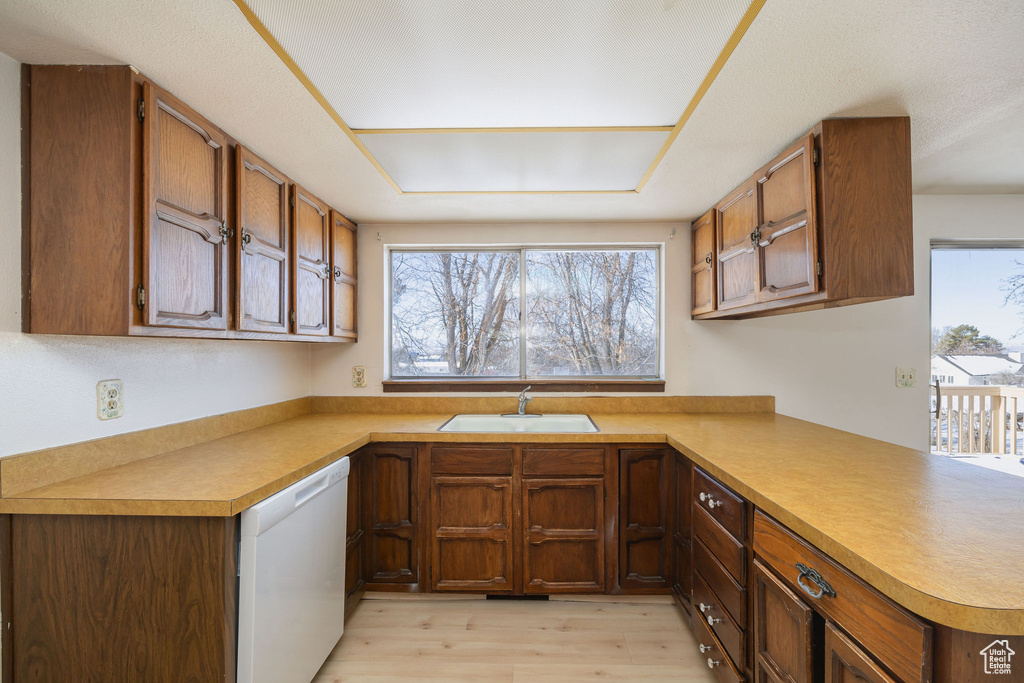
(930, 242, 1024, 477)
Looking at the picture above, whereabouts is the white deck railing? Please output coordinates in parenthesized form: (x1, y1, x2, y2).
(931, 384, 1023, 456)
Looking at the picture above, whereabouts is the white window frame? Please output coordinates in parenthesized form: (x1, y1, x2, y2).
(384, 243, 664, 381)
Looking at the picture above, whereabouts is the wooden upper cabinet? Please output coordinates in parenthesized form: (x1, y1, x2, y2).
(715, 179, 758, 311)
(142, 82, 229, 330)
(331, 211, 358, 340)
(23, 65, 357, 343)
(691, 209, 716, 315)
(694, 117, 912, 320)
(291, 184, 332, 336)
(755, 133, 819, 302)
(236, 146, 290, 334)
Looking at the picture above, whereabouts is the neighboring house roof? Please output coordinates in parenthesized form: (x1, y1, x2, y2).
(932, 354, 1024, 377)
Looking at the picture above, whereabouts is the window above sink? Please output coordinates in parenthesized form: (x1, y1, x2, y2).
(386, 245, 664, 392)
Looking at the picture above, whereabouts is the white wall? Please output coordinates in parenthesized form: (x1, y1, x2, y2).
(0, 52, 313, 458)
(312, 197, 1024, 452)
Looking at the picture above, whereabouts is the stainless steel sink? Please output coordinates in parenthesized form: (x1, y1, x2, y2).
(437, 414, 599, 433)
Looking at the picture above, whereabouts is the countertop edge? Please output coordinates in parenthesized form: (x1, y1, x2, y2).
(3, 419, 1022, 634)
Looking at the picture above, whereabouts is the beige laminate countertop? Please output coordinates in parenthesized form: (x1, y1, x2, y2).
(2, 411, 1022, 635)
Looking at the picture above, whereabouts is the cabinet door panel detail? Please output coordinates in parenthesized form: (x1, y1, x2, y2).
(825, 622, 896, 683)
(143, 83, 228, 330)
(754, 560, 814, 683)
(236, 146, 289, 333)
(523, 478, 604, 593)
(331, 211, 358, 339)
(716, 179, 758, 311)
(756, 133, 819, 302)
(432, 476, 513, 591)
(291, 185, 331, 336)
(691, 209, 717, 315)
(368, 448, 417, 583)
(619, 449, 669, 588)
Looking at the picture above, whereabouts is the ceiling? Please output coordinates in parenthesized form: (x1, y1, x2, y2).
(0, 0, 1022, 222)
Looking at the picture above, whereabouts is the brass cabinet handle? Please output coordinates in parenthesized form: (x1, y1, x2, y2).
(707, 658, 720, 669)
(704, 253, 713, 265)
(241, 228, 252, 246)
(796, 562, 836, 599)
(698, 602, 712, 613)
(699, 643, 712, 654)
(218, 222, 234, 243)
(706, 615, 722, 626)
(334, 266, 342, 283)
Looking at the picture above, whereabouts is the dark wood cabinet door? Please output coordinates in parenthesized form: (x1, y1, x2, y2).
(754, 560, 814, 683)
(619, 449, 669, 590)
(825, 622, 897, 683)
(331, 210, 358, 340)
(755, 133, 819, 303)
(431, 476, 514, 592)
(367, 446, 418, 584)
(691, 208, 717, 315)
(522, 478, 604, 593)
(345, 451, 367, 618)
(291, 184, 331, 336)
(671, 451, 693, 603)
(715, 179, 758, 311)
(236, 145, 289, 333)
(142, 82, 229, 330)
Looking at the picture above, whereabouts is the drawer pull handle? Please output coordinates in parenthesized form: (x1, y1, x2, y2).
(698, 492, 721, 509)
(706, 615, 721, 626)
(707, 658, 720, 669)
(698, 602, 712, 613)
(796, 562, 836, 599)
(699, 643, 712, 654)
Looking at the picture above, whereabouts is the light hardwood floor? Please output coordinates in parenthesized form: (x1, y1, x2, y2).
(314, 593, 718, 683)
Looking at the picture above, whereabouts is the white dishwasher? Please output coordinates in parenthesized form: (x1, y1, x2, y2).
(237, 456, 350, 683)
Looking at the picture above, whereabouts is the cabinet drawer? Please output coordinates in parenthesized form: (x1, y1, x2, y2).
(753, 512, 931, 683)
(694, 468, 746, 541)
(430, 446, 513, 475)
(523, 447, 605, 476)
(693, 570, 745, 671)
(694, 504, 747, 585)
(694, 538, 747, 628)
(693, 607, 744, 683)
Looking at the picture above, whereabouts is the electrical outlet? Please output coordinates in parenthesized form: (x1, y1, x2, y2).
(97, 379, 124, 419)
(352, 366, 367, 388)
(895, 366, 917, 388)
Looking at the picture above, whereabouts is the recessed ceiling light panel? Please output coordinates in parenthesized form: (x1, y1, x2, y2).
(243, 0, 754, 129)
(356, 130, 671, 192)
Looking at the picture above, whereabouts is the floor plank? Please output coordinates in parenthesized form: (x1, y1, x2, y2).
(316, 594, 717, 682)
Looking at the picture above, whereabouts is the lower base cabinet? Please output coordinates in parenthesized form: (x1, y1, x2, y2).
(753, 511, 932, 683)
(9, 514, 238, 682)
(753, 560, 815, 683)
(523, 478, 605, 593)
(431, 475, 514, 592)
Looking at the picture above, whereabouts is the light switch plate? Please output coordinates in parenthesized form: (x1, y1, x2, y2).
(352, 366, 367, 388)
(97, 379, 124, 419)
(895, 366, 916, 388)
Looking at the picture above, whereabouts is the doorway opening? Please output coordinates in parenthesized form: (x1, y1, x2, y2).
(930, 242, 1024, 477)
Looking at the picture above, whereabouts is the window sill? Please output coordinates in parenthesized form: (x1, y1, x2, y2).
(382, 379, 666, 393)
